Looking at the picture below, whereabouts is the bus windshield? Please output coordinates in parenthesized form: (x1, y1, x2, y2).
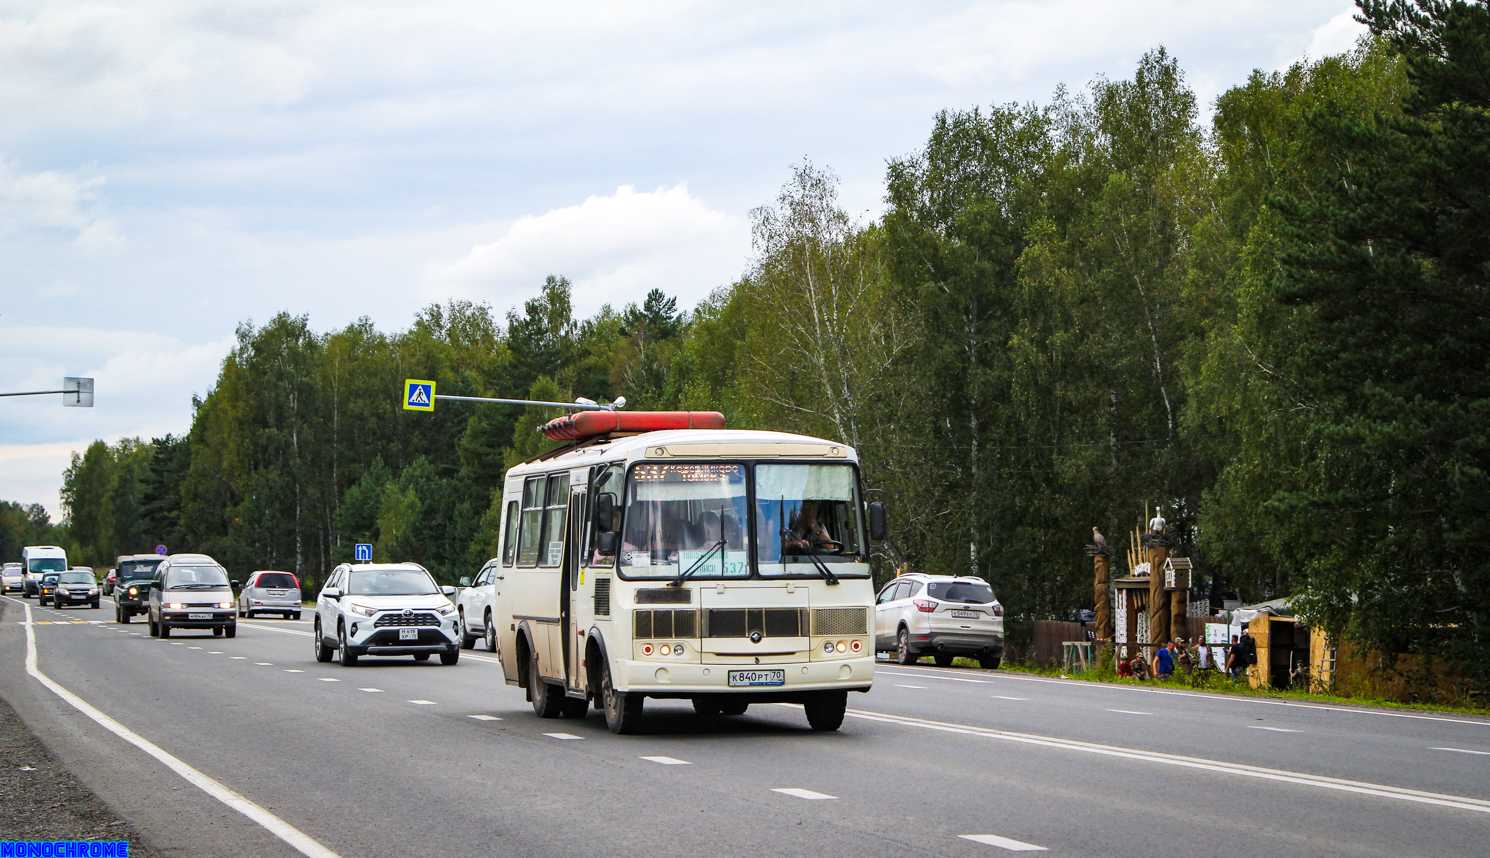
(27, 558, 65, 574)
(621, 463, 749, 580)
(754, 463, 870, 578)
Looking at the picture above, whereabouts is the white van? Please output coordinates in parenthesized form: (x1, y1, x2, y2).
(21, 546, 67, 598)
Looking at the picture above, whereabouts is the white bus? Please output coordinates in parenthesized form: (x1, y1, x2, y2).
(21, 545, 67, 598)
(487, 411, 884, 734)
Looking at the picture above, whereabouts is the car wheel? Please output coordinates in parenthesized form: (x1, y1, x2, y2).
(803, 691, 847, 731)
(896, 628, 919, 665)
(484, 612, 497, 653)
(530, 648, 563, 718)
(91, 600, 99, 609)
(148, 615, 159, 637)
(225, 623, 236, 639)
(292, 611, 302, 621)
(599, 658, 643, 734)
(459, 611, 476, 649)
(338, 623, 358, 666)
(719, 699, 749, 716)
(313, 620, 332, 662)
(213, 627, 223, 637)
(692, 696, 722, 716)
(978, 654, 1001, 670)
(413, 653, 431, 662)
(160, 621, 171, 639)
(440, 647, 460, 666)
(934, 654, 954, 668)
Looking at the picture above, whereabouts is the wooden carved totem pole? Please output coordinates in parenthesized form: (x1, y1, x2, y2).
(1145, 507, 1170, 652)
(1086, 528, 1112, 642)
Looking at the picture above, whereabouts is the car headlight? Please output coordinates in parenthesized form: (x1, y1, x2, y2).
(434, 604, 455, 615)
(348, 603, 377, 617)
(218, 602, 232, 609)
(88, 589, 97, 595)
(167, 603, 184, 610)
(128, 587, 138, 597)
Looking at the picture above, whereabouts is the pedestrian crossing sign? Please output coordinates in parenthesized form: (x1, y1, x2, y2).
(403, 379, 435, 411)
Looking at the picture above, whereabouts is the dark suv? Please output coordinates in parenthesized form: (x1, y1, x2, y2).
(113, 555, 164, 624)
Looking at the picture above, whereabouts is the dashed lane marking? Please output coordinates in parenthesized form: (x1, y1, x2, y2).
(641, 756, 690, 765)
(285, 669, 304, 673)
(170, 643, 183, 646)
(317, 677, 339, 682)
(207, 651, 222, 654)
(408, 699, 437, 705)
(230, 656, 246, 660)
(1106, 709, 1149, 715)
(959, 834, 1047, 851)
(771, 788, 835, 800)
(1248, 726, 1302, 733)
(19, 603, 342, 858)
(468, 715, 501, 721)
(992, 696, 1028, 701)
(359, 688, 383, 693)
(1433, 747, 1490, 756)
(544, 732, 583, 740)
(254, 662, 273, 666)
(894, 684, 926, 689)
(187, 647, 201, 650)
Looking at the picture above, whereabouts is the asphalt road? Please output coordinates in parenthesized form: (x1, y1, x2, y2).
(3, 593, 1489, 857)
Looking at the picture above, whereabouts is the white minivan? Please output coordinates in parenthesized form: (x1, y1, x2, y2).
(21, 546, 67, 598)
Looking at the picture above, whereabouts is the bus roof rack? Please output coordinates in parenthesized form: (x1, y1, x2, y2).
(537, 410, 726, 442)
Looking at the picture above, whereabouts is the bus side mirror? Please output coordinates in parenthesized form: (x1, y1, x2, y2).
(594, 493, 616, 533)
(596, 532, 620, 556)
(868, 502, 887, 542)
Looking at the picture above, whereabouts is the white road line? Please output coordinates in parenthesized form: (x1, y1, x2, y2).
(640, 756, 690, 765)
(317, 677, 340, 682)
(1106, 709, 1149, 715)
(1249, 726, 1302, 733)
(959, 834, 1046, 852)
(285, 669, 304, 673)
(207, 651, 222, 655)
(544, 732, 583, 740)
(359, 688, 383, 693)
(254, 662, 273, 666)
(845, 708, 1490, 814)
(771, 788, 835, 800)
(408, 699, 437, 705)
(187, 647, 201, 650)
(19, 603, 341, 858)
(894, 684, 926, 689)
(170, 642, 183, 646)
(877, 669, 993, 685)
(992, 696, 1028, 701)
(468, 715, 501, 721)
(1433, 747, 1490, 756)
(883, 665, 1490, 727)
(230, 656, 246, 660)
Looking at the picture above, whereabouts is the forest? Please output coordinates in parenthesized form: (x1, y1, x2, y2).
(12, 3, 1489, 686)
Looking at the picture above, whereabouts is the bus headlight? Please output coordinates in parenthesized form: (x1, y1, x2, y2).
(659, 644, 672, 656)
(823, 641, 834, 653)
(835, 641, 847, 653)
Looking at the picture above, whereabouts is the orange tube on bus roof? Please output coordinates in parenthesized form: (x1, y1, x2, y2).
(538, 410, 726, 442)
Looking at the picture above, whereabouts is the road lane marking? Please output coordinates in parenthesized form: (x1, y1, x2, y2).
(844, 708, 1490, 814)
(992, 696, 1028, 701)
(883, 665, 1490, 727)
(187, 647, 201, 650)
(317, 677, 340, 682)
(19, 603, 342, 858)
(230, 656, 246, 660)
(1433, 747, 1490, 755)
(408, 699, 437, 705)
(359, 688, 383, 693)
(641, 756, 690, 765)
(254, 662, 273, 666)
(877, 669, 993, 685)
(772, 788, 835, 800)
(1106, 709, 1149, 715)
(207, 651, 222, 654)
(894, 684, 926, 689)
(468, 715, 501, 721)
(170, 642, 183, 646)
(285, 669, 304, 673)
(544, 732, 582, 740)
(959, 834, 1046, 851)
(1249, 726, 1302, 733)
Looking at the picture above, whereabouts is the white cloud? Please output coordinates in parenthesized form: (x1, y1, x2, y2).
(423, 184, 749, 316)
(0, 326, 235, 516)
(0, 155, 121, 250)
(1304, 9, 1367, 61)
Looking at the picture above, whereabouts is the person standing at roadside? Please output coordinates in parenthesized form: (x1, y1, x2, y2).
(1225, 634, 1240, 680)
(1177, 638, 1195, 678)
(1152, 640, 1176, 680)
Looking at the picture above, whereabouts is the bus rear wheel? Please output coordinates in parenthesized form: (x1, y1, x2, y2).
(803, 691, 846, 731)
(600, 660, 643, 734)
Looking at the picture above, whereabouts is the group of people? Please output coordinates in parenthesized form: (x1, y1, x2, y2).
(1114, 630, 1260, 682)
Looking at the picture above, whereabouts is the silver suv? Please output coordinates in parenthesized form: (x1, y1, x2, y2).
(874, 574, 1004, 668)
(237, 570, 302, 619)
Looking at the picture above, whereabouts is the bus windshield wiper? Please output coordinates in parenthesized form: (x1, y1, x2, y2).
(671, 539, 725, 588)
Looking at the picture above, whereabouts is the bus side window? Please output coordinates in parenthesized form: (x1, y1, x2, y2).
(501, 500, 518, 566)
(538, 473, 570, 568)
(588, 463, 622, 567)
(517, 477, 544, 566)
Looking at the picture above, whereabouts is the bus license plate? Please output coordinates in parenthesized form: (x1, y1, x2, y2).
(728, 669, 784, 687)
(188, 613, 210, 620)
(399, 628, 418, 641)
(951, 610, 981, 619)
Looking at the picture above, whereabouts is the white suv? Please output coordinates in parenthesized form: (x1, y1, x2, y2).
(874, 574, 1004, 668)
(455, 561, 499, 652)
(313, 563, 461, 666)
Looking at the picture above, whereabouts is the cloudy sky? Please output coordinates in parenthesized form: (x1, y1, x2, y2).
(0, 0, 1365, 517)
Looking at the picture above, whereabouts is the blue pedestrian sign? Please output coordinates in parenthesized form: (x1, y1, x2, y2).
(354, 543, 372, 562)
(155, 544, 168, 556)
(403, 379, 435, 411)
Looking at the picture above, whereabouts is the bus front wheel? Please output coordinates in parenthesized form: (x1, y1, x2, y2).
(804, 691, 846, 732)
(600, 660, 643, 734)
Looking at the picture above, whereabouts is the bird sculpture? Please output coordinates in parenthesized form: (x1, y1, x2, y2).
(1149, 507, 1166, 535)
(1092, 526, 1108, 549)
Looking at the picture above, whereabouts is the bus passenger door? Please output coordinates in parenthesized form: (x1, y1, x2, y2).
(563, 486, 589, 694)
